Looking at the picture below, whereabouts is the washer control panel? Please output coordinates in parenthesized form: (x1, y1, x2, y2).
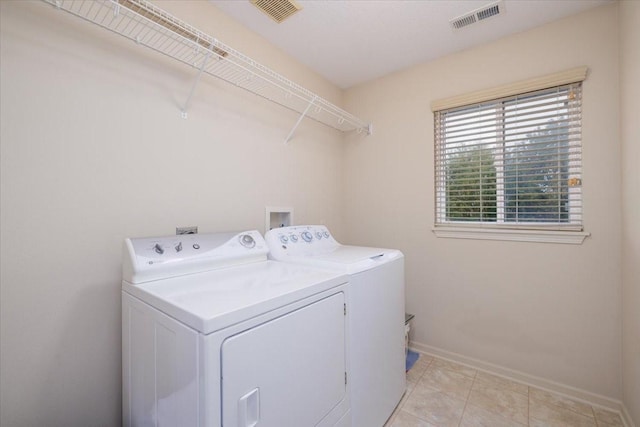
(123, 230, 267, 284)
(265, 225, 339, 258)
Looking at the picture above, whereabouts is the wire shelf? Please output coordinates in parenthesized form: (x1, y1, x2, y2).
(42, 0, 372, 139)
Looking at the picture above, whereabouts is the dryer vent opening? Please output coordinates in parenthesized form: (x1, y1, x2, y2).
(251, 0, 302, 23)
(450, 0, 505, 30)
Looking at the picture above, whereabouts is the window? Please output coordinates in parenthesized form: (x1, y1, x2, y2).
(433, 70, 589, 244)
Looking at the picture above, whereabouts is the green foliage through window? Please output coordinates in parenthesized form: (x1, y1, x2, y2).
(446, 147, 496, 221)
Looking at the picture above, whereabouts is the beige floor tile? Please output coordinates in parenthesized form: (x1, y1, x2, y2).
(402, 386, 466, 427)
(405, 379, 417, 397)
(418, 366, 474, 400)
(593, 407, 624, 427)
(397, 356, 614, 427)
(475, 371, 528, 396)
(529, 387, 594, 418)
(417, 354, 434, 365)
(467, 380, 529, 425)
(430, 357, 477, 378)
(412, 355, 433, 371)
(530, 398, 597, 427)
(461, 403, 528, 427)
(407, 356, 431, 384)
(387, 410, 438, 427)
(406, 368, 425, 386)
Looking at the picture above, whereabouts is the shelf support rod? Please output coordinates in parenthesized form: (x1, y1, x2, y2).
(365, 123, 373, 136)
(181, 50, 213, 119)
(284, 96, 317, 144)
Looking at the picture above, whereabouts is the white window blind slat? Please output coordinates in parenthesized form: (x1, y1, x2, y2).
(434, 82, 583, 231)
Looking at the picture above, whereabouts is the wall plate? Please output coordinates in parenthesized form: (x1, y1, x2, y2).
(176, 226, 198, 235)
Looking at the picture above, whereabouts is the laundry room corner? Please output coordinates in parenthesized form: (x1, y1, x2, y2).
(0, 1, 349, 425)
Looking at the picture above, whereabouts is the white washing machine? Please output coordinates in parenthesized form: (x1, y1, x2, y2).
(265, 225, 406, 427)
(122, 230, 352, 427)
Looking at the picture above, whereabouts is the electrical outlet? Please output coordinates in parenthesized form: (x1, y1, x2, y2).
(176, 226, 198, 235)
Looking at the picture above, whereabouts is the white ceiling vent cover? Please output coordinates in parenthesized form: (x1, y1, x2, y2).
(251, 0, 302, 23)
(450, 0, 505, 30)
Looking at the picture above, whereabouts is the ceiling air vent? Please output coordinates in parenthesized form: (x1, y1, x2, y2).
(251, 0, 302, 23)
(450, 0, 505, 30)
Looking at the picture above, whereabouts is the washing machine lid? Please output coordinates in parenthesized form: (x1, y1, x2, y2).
(286, 246, 403, 274)
(122, 260, 347, 334)
(314, 245, 388, 263)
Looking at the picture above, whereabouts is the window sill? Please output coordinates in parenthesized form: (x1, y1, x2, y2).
(432, 227, 590, 244)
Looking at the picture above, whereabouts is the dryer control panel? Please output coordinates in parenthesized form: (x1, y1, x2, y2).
(123, 230, 268, 284)
(265, 225, 340, 258)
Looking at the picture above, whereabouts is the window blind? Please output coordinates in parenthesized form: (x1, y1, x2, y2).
(434, 83, 583, 231)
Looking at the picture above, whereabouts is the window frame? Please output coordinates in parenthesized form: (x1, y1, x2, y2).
(431, 68, 590, 244)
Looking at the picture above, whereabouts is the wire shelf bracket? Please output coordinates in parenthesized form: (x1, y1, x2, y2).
(181, 51, 213, 119)
(285, 96, 317, 144)
(42, 0, 372, 138)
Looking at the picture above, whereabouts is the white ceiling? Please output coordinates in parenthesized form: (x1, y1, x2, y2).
(210, 0, 611, 89)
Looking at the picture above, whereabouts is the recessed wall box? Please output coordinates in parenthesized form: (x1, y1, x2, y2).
(265, 206, 293, 232)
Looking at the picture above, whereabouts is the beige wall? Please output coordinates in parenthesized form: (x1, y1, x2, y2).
(2, 0, 637, 425)
(344, 3, 622, 402)
(620, 0, 640, 424)
(0, 1, 345, 425)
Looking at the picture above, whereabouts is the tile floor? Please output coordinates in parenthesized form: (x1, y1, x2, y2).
(384, 354, 624, 427)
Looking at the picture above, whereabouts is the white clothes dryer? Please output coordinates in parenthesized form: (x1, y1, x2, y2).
(122, 230, 351, 427)
(265, 225, 406, 427)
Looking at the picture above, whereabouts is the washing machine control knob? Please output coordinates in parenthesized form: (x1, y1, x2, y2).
(301, 231, 313, 242)
(323, 231, 330, 238)
(239, 234, 256, 248)
(279, 235, 289, 244)
(154, 243, 164, 255)
(290, 234, 298, 243)
(315, 231, 323, 239)
(175, 242, 183, 252)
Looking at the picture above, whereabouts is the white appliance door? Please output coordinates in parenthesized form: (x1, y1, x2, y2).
(222, 292, 346, 427)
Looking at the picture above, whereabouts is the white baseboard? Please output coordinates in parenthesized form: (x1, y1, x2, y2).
(409, 340, 635, 427)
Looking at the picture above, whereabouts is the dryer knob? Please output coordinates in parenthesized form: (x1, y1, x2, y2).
(301, 231, 313, 242)
(154, 243, 164, 255)
(239, 234, 256, 248)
